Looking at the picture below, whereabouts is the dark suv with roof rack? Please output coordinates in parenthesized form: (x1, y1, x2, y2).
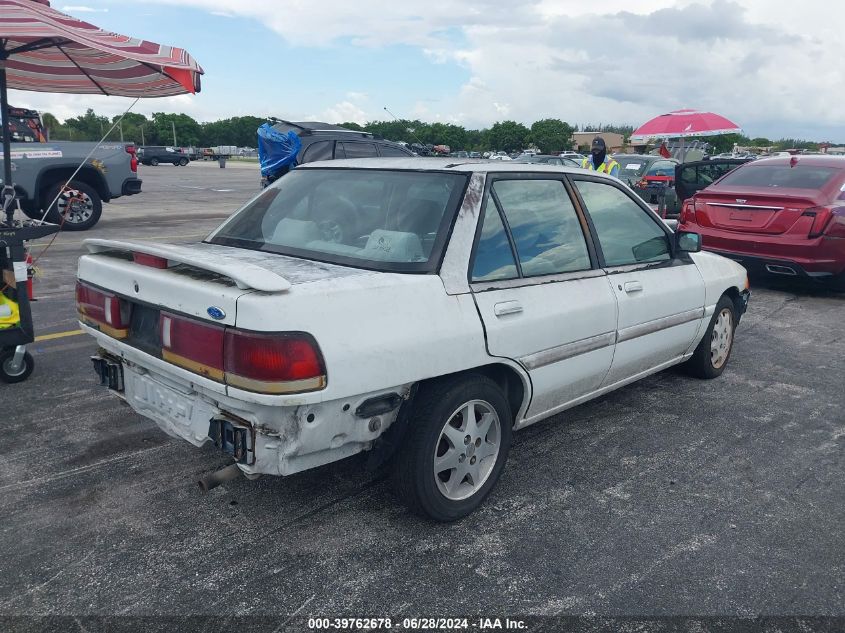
(260, 120, 415, 187)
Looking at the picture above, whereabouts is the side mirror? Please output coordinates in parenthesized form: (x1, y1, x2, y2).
(676, 231, 702, 253)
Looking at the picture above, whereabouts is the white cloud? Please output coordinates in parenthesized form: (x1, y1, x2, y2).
(60, 5, 108, 12)
(210, 10, 233, 17)
(316, 101, 369, 124)
(22, 1, 845, 139)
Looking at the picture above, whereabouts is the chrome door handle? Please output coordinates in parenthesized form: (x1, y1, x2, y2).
(623, 281, 643, 293)
(494, 301, 523, 316)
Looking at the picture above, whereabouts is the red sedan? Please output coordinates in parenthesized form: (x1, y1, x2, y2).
(679, 155, 845, 288)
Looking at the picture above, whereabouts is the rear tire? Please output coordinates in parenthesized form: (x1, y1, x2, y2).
(684, 295, 736, 379)
(43, 180, 102, 231)
(0, 349, 34, 383)
(393, 374, 512, 522)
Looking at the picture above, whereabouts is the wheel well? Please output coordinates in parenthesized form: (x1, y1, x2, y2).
(419, 363, 527, 422)
(37, 167, 109, 205)
(723, 286, 743, 320)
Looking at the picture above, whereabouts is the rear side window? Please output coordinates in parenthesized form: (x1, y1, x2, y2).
(471, 206, 518, 282)
(574, 180, 670, 267)
(492, 179, 591, 277)
(338, 142, 378, 158)
(718, 164, 840, 189)
(301, 140, 333, 164)
(646, 161, 676, 176)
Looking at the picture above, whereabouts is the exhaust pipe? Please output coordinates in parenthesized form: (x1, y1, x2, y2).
(198, 464, 242, 492)
(766, 264, 798, 276)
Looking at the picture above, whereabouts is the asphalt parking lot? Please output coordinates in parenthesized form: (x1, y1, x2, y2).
(2, 161, 843, 625)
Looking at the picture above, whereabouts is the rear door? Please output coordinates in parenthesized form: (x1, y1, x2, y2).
(470, 175, 618, 420)
(675, 159, 748, 202)
(571, 176, 705, 386)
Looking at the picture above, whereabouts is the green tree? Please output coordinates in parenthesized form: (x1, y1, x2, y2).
(529, 118, 573, 153)
(150, 112, 201, 146)
(487, 120, 529, 152)
(64, 108, 110, 141)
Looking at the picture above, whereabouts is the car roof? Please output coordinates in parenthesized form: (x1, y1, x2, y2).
(739, 155, 845, 167)
(298, 156, 613, 177)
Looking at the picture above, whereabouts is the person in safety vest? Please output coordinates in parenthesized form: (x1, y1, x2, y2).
(0, 292, 21, 330)
(581, 136, 620, 177)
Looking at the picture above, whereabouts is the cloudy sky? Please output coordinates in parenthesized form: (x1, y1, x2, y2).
(9, 0, 845, 140)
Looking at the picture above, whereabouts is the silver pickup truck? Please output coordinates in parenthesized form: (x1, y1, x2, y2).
(1, 140, 142, 231)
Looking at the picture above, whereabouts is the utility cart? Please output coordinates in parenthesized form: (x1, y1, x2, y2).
(0, 221, 58, 382)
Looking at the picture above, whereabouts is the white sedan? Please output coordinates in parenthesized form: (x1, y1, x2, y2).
(77, 158, 750, 521)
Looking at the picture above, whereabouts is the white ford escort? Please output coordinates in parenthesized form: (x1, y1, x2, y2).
(78, 158, 750, 521)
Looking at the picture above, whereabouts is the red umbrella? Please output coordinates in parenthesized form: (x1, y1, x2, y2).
(630, 109, 742, 142)
(0, 0, 204, 224)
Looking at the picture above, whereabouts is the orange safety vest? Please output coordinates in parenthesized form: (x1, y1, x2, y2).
(581, 156, 619, 175)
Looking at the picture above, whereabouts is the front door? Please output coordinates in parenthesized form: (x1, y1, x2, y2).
(470, 176, 618, 422)
(571, 177, 705, 386)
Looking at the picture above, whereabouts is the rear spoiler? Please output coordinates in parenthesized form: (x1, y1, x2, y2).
(83, 239, 292, 292)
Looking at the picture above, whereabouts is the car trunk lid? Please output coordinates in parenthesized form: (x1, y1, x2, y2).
(693, 189, 820, 235)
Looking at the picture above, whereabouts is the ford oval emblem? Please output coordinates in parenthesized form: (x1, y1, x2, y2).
(207, 306, 226, 320)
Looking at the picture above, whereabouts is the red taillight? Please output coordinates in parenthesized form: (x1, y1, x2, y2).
(133, 252, 169, 269)
(822, 208, 845, 238)
(157, 313, 326, 394)
(224, 330, 326, 394)
(160, 313, 224, 380)
(76, 282, 130, 338)
(680, 199, 697, 225)
(126, 144, 138, 172)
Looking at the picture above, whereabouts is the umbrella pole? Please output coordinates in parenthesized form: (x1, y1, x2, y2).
(0, 57, 15, 226)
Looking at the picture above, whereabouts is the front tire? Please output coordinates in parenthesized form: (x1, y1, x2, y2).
(150, 157, 160, 166)
(178, 157, 188, 166)
(684, 295, 736, 379)
(393, 375, 512, 521)
(0, 349, 34, 383)
(43, 180, 103, 231)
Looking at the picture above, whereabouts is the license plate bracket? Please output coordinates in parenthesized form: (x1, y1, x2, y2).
(91, 354, 124, 392)
(208, 418, 255, 465)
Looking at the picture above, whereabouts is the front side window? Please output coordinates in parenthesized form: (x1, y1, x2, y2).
(208, 169, 467, 272)
(574, 180, 670, 267)
(379, 144, 411, 157)
(493, 179, 591, 277)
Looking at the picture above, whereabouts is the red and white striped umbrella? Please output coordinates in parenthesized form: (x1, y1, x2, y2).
(0, 0, 203, 96)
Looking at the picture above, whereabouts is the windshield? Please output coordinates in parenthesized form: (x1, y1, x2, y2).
(207, 168, 468, 272)
(717, 164, 841, 190)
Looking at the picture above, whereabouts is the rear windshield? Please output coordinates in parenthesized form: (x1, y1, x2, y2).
(207, 168, 468, 272)
(717, 164, 841, 190)
(618, 159, 648, 177)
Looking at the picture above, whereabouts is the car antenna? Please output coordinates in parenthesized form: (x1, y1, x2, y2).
(383, 106, 428, 148)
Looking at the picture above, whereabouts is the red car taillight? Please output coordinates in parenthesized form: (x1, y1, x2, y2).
(160, 312, 225, 381)
(76, 282, 131, 338)
(822, 208, 845, 238)
(224, 330, 326, 394)
(133, 252, 169, 269)
(126, 144, 138, 173)
(680, 200, 697, 225)
(159, 313, 326, 394)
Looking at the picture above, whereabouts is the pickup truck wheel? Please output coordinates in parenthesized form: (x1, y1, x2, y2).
(684, 295, 736, 379)
(393, 375, 512, 521)
(44, 180, 103, 231)
(150, 157, 159, 166)
(178, 157, 188, 166)
(0, 349, 34, 383)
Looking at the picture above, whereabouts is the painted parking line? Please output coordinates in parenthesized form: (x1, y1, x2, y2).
(34, 329, 84, 342)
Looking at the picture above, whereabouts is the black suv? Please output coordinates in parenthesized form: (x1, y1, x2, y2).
(260, 120, 415, 187)
(137, 146, 189, 166)
(271, 120, 413, 163)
